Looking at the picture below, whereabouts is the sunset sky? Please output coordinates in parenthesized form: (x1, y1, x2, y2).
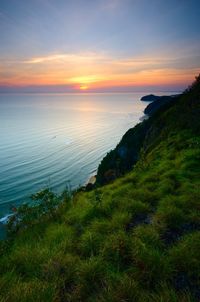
(0, 0, 200, 92)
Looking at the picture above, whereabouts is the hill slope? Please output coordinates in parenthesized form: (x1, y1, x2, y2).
(96, 77, 200, 185)
(0, 76, 200, 302)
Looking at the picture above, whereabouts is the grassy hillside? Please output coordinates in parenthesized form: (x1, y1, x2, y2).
(0, 76, 200, 302)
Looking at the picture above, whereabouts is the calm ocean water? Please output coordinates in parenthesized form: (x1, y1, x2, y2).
(0, 92, 169, 221)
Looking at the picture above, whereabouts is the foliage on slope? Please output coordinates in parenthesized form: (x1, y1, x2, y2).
(96, 75, 200, 185)
(0, 76, 200, 302)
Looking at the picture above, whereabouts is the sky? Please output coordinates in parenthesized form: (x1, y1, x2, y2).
(0, 0, 200, 93)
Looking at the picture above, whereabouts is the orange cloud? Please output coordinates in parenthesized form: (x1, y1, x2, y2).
(0, 52, 198, 90)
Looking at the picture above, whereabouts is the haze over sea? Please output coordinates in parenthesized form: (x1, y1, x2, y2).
(0, 92, 173, 219)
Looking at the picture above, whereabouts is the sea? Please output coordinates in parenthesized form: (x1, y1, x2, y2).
(0, 92, 175, 228)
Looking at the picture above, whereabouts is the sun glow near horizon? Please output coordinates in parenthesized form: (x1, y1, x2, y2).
(0, 51, 198, 92)
(79, 85, 89, 90)
(69, 75, 102, 90)
(0, 0, 200, 93)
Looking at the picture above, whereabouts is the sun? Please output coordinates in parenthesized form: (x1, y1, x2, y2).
(79, 85, 89, 90)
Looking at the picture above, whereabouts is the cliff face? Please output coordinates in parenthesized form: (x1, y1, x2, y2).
(96, 120, 150, 184)
(96, 77, 200, 185)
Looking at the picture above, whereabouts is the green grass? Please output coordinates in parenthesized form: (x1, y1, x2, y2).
(0, 76, 200, 301)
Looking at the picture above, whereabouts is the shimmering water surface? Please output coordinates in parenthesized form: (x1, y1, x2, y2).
(0, 93, 149, 219)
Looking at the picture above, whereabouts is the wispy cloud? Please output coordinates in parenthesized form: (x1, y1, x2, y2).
(23, 52, 107, 64)
(0, 51, 199, 90)
(23, 54, 67, 64)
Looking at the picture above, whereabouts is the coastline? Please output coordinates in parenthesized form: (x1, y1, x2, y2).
(0, 219, 8, 239)
(0, 95, 150, 237)
(139, 114, 149, 122)
(87, 174, 96, 185)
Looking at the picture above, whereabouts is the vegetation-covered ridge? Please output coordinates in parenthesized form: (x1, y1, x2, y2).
(0, 76, 200, 301)
(96, 76, 200, 185)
